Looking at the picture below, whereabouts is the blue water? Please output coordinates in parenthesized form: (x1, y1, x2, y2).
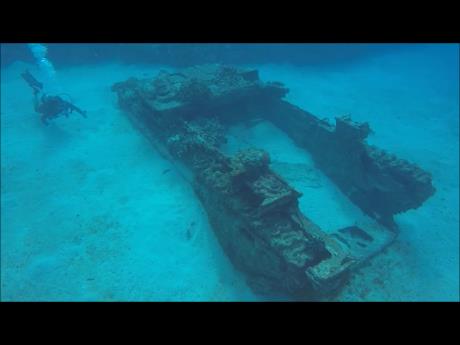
(1, 43, 458, 301)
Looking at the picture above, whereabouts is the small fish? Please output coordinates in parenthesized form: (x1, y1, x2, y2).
(162, 168, 171, 175)
(186, 228, 192, 241)
(186, 221, 196, 241)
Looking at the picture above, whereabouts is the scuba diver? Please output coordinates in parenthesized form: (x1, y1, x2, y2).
(21, 69, 87, 125)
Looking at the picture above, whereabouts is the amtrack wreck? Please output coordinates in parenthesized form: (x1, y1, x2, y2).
(112, 64, 435, 300)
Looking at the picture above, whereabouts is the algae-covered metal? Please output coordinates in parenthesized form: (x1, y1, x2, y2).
(112, 64, 435, 299)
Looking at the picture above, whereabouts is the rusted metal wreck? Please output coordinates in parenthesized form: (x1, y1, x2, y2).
(112, 64, 435, 300)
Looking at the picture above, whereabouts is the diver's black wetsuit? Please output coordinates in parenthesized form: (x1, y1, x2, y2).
(21, 69, 87, 125)
(36, 94, 87, 125)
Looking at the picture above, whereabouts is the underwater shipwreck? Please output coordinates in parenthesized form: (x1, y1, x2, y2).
(112, 64, 436, 300)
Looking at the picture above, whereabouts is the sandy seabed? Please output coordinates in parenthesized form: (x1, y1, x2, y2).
(1, 46, 458, 301)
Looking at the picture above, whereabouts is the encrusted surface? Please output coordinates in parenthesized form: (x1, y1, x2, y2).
(112, 64, 435, 299)
(265, 103, 436, 228)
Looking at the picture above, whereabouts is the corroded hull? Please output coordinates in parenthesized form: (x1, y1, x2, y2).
(112, 64, 435, 299)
